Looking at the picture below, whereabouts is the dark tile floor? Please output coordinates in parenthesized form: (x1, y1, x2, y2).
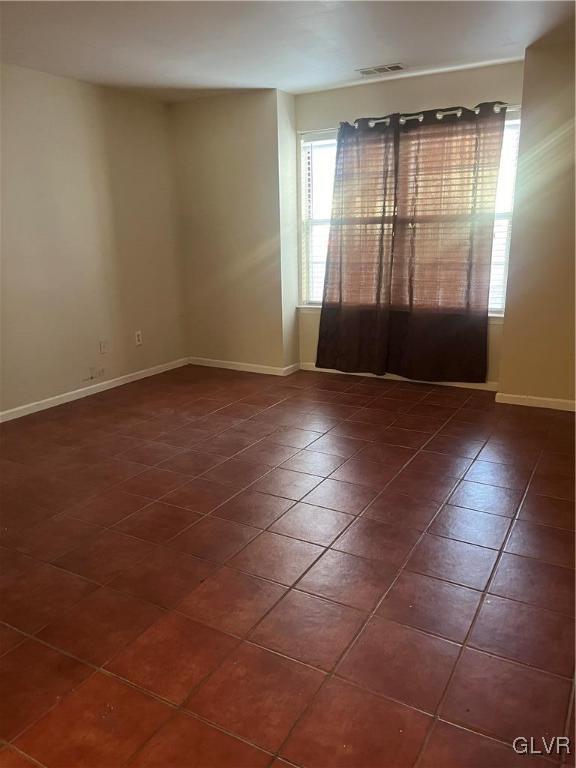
(0, 365, 574, 767)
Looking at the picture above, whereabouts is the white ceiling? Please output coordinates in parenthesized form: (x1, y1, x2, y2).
(1, 1, 573, 99)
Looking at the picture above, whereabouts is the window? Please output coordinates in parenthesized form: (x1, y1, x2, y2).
(300, 115, 520, 314)
(300, 134, 337, 304)
(489, 115, 521, 314)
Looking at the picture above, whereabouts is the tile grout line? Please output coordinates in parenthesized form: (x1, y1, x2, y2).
(0, 375, 376, 760)
(0, 376, 439, 763)
(269, 393, 574, 764)
(266, 391, 487, 764)
(1, 374, 395, 766)
(411, 429, 569, 767)
(121, 376, 468, 768)
(2, 371, 573, 766)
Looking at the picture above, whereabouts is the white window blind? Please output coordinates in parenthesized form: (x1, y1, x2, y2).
(301, 136, 337, 304)
(300, 115, 521, 314)
(489, 115, 521, 314)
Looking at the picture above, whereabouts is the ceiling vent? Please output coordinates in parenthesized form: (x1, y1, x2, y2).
(357, 63, 404, 77)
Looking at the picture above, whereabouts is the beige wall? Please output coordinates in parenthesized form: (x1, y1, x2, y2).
(295, 62, 524, 385)
(169, 89, 298, 371)
(296, 61, 524, 131)
(498, 26, 575, 404)
(3, 54, 572, 410)
(277, 90, 300, 368)
(1, 64, 186, 412)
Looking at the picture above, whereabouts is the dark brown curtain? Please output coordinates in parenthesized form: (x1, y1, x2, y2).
(316, 102, 507, 382)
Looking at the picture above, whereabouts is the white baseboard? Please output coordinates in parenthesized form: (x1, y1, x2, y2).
(495, 392, 576, 412)
(1, 354, 515, 424)
(0, 358, 190, 423)
(299, 362, 498, 392)
(188, 356, 300, 377)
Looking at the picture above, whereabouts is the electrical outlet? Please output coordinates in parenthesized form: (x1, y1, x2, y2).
(83, 367, 106, 383)
(135, 330, 143, 346)
(99, 340, 109, 354)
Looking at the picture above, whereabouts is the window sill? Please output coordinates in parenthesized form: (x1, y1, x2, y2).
(297, 305, 505, 325)
(297, 304, 322, 313)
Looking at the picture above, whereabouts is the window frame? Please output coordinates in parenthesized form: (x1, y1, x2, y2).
(298, 114, 520, 316)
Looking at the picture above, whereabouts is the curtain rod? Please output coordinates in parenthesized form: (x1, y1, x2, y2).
(297, 103, 520, 134)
